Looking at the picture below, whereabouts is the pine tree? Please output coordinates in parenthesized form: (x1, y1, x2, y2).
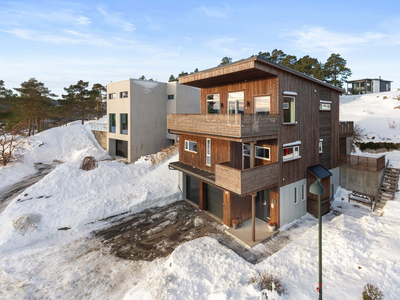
(323, 53, 352, 87)
(91, 83, 106, 119)
(294, 55, 325, 80)
(62, 80, 96, 125)
(139, 75, 146, 80)
(168, 75, 177, 82)
(219, 57, 232, 66)
(14, 78, 57, 134)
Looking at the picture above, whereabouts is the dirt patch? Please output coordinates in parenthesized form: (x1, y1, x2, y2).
(95, 201, 226, 261)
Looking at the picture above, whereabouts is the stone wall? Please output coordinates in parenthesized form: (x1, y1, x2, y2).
(92, 130, 107, 150)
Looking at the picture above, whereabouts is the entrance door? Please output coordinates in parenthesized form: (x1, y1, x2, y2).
(256, 188, 270, 222)
(186, 176, 199, 205)
(206, 184, 223, 219)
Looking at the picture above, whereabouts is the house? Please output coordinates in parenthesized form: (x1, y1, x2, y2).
(107, 79, 200, 162)
(346, 77, 392, 94)
(167, 57, 354, 243)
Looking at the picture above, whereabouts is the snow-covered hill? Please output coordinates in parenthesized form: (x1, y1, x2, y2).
(340, 91, 400, 143)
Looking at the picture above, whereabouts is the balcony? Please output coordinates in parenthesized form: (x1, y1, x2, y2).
(215, 162, 279, 196)
(168, 114, 279, 140)
(339, 121, 354, 138)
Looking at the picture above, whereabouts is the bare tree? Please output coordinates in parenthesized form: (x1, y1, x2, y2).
(0, 122, 27, 166)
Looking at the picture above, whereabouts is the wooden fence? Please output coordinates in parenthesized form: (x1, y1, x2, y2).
(340, 154, 385, 172)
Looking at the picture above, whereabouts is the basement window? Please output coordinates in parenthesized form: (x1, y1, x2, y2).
(185, 140, 197, 153)
(255, 146, 270, 161)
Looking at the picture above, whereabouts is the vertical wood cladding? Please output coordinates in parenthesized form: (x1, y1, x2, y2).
(200, 77, 279, 115)
(179, 134, 230, 173)
(319, 111, 331, 170)
(306, 171, 331, 217)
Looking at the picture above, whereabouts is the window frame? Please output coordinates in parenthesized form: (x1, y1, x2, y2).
(254, 95, 271, 116)
(206, 93, 220, 114)
(255, 146, 271, 161)
(108, 93, 116, 100)
(283, 145, 300, 162)
(206, 138, 211, 166)
(294, 186, 298, 205)
(283, 96, 296, 124)
(120, 113, 128, 135)
(167, 94, 174, 100)
(109, 113, 116, 133)
(120, 91, 128, 98)
(227, 91, 244, 115)
(185, 140, 198, 154)
(319, 139, 323, 153)
(301, 184, 306, 201)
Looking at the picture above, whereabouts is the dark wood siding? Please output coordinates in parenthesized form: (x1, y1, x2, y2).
(319, 111, 331, 170)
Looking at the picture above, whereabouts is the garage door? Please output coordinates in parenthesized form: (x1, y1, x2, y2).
(186, 176, 199, 205)
(206, 184, 223, 219)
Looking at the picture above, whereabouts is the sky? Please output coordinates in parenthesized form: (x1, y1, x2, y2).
(0, 0, 399, 96)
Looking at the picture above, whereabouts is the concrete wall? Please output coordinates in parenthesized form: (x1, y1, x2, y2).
(280, 178, 307, 226)
(339, 166, 384, 196)
(92, 130, 107, 150)
(330, 167, 339, 198)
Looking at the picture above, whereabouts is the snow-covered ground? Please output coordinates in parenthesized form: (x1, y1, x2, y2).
(340, 91, 400, 143)
(2, 118, 400, 299)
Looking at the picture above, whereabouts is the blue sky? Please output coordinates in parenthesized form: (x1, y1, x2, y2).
(1, 0, 399, 96)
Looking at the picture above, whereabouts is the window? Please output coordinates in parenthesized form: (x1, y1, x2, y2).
(360, 82, 365, 89)
(109, 114, 116, 133)
(167, 94, 174, 100)
(347, 83, 352, 89)
(283, 96, 295, 123)
(185, 140, 197, 153)
(254, 96, 271, 115)
(206, 139, 211, 166)
(294, 187, 298, 205)
(120, 91, 128, 98)
(283, 145, 300, 161)
(319, 139, 323, 153)
(319, 103, 331, 111)
(207, 94, 220, 114)
(255, 146, 270, 161)
(120, 114, 128, 134)
(243, 143, 251, 157)
(228, 91, 244, 114)
(109, 93, 116, 99)
(302, 184, 306, 201)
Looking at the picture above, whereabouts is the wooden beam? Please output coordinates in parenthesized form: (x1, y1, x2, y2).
(252, 193, 256, 242)
(199, 180, 206, 210)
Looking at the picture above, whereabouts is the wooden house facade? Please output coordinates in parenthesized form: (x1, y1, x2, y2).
(167, 57, 347, 241)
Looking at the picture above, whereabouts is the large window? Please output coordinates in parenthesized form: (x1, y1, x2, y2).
(283, 145, 300, 161)
(207, 94, 220, 114)
(206, 139, 211, 166)
(109, 93, 116, 99)
(228, 91, 244, 114)
(283, 96, 295, 123)
(255, 146, 270, 161)
(109, 114, 116, 133)
(120, 91, 128, 98)
(185, 140, 197, 153)
(254, 96, 271, 115)
(120, 114, 128, 134)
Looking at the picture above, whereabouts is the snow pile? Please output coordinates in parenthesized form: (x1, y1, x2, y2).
(340, 91, 400, 142)
(0, 154, 180, 250)
(0, 124, 109, 190)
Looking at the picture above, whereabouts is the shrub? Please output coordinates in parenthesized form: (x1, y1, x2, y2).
(362, 283, 383, 300)
(248, 271, 286, 296)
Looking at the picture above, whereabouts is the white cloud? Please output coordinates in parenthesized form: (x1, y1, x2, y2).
(285, 26, 387, 54)
(198, 5, 228, 18)
(97, 6, 135, 32)
(206, 37, 254, 57)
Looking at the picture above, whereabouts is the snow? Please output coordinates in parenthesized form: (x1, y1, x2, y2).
(340, 91, 400, 143)
(0, 124, 109, 191)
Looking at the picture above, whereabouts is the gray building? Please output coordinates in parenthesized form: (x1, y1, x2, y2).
(107, 79, 200, 162)
(346, 77, 392, 94)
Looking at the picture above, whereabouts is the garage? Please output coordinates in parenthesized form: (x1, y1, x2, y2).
(186, 175, 199, 205)
(206, 184, 223, 219)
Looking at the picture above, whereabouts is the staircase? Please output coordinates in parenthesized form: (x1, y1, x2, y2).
(374, 162, 400, 212)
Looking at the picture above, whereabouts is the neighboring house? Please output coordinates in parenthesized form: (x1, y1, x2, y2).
(346, 77, 392, 94)
(107, 79, 200, 162)
(167, 57, 354, 242)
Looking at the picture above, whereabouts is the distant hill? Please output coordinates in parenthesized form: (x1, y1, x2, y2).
(340, 91, 400, 143)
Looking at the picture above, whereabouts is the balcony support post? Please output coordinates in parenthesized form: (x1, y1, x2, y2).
(252, 193, 256, 242)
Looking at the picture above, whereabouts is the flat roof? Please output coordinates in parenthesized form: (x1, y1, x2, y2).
(347, 78, 392, 83)
(307, 164, 332, 180)
(178, 56, 345, 93)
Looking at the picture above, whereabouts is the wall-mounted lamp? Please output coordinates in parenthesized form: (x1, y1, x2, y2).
(246, 101, 250, 107)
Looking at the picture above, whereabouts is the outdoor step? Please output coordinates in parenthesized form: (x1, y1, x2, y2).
(381, 187, 395, 192)
(380, 191, 393, 197)
(375, 202, 385, 208)
(379, 194, 393, 200)
(386, 168, 400, 172)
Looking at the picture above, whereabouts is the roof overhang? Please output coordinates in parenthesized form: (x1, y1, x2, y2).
(307, 164, 332, 180)
(179, 57, 345, 93)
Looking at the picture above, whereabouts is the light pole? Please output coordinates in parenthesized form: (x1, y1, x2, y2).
(309, 179, 325, 300)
